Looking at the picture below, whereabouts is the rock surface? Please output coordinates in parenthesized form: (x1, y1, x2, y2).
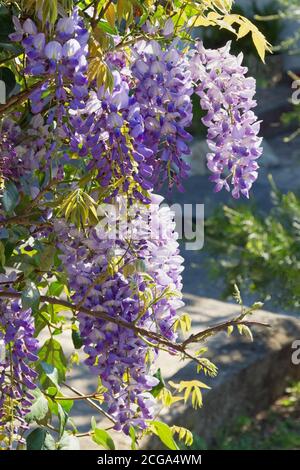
(47, 295, 300, 450)
(145, 295, 300, 448)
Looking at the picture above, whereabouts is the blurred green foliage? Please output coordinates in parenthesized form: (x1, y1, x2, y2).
(186, 381, 300, 450)
(205, 180, 300, 309)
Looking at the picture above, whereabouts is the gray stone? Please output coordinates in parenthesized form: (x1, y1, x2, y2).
(260, 140, 280, 167)
(40, 295, 300, 450)
(144, 295, 300, 448)
(184, 140, 209, 176)
(235, 0, 274, 12)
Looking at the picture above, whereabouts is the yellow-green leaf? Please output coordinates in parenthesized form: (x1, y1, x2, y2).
(105, 3, 116, 28)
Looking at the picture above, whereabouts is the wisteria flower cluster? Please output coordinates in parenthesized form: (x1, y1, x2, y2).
(191, 42, 263, 198)
(132, 40, 194, 191)
(2, 113, 66, 192)
(0, 118, 22, 184)
(0, 0, 267, 451)
(70, 70, 154, 203)
(0, 298, 38, 449)
(55, 194, 184, 433)
(11, 8, 89, 114)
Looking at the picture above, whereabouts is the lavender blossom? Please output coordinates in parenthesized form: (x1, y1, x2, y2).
(55, 193, 184, 433)
(132, 40, 194, 191)
(0, 298, 39, 449)
(10, 8, 89, 114)
(190, 42, 263, 198)
(70, 70, 154, 203)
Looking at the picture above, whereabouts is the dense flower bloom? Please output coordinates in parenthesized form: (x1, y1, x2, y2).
(0, 113, 66, 195)
(0, 298, 39, 449)
(70, 69, 154, 203)
(55, 194, 184, 433)
(0, 118, 22, 185)
(190, 42, 263, 198)
(132, 40, 194, 191)
(10, 8, 89, 114)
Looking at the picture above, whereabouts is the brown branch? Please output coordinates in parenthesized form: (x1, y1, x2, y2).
(0, 79, 48, 117)
(0, 290, 270, 368)
(0, 212, 45, 226)
(62, 382, 116, 424)
(182, 319, 271, 348)
(46, 392, 102, 401)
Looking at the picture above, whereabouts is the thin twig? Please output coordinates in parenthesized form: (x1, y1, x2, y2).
(47, 392, 102, 401)
(0, 79, 48, 117)
(182, 319, 271, 348)
(62, 382, 116, 424)
(0, 290, 270, 369)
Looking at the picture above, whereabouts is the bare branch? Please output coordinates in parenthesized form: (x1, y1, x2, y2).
(0, 79, 48, 117)
(0, 290, 270, 370)
(61, 382, 116, 424)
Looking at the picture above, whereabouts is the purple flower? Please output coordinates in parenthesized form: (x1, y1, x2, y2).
(70, 70, 154, 202)
(44, 41, 63, 60)
(132, 40, 194, 191)
(0, 297, 39, 449)
(10, 8, 89, 114)
(55, 193, 184, 432)
(190, 41, 263, 198)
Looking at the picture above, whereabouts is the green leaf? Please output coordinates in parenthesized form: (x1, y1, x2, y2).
(34, 312, 48, 337)
(250, 301, 264, 311)
(58, 403, 68, 437)
(26, 428, 56, 450)
(92, 428, 115, 450)
(47, 386, 58, 397)
(37, 244, 56, 272)
(0, 241, 5, 267)
(91, 416, 97, 431)
(227, 325, 234, 336)
(0, 6, 14, 45)
(2, 181, 19, 213)
(233, 284, 242, 305)
(22, 281, 40, 313)
(72, 329, 84, 349)
(151, 421, 179, 450)
(25, 389, 50, 425)
(151, 368, 165, 398)
(129, 426, 137, 450)
(38, 339, 67, 383)
(238, 324, 254, 342)
(59, 397, 74, 415)
(58, 433, 80, 450)
(48, 281, 64, 297)
(39, 361, 59, 389)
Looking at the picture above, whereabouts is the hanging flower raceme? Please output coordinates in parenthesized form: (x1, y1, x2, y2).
(0, 297, 39, 449)
(190, 42, 263, 198)
(10, 8, 89, 115)
(70, 70, 154, 203)
(0, 119, 21, 187)
(0, 112, 67, 197)
(132, 40, 194, 191)
(55, 194, 184, 433)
